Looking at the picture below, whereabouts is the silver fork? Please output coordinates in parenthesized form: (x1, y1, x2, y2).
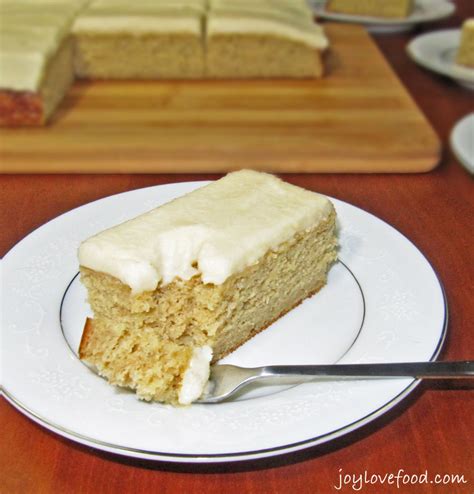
(197, 361, 474, 403)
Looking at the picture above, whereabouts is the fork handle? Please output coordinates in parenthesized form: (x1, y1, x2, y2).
(260, 361, 474, 379)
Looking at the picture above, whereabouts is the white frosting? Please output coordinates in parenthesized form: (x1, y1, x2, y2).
(0, 52, 47, 91)
(72, 0, 206, 34)
(89, 0, 205, 6)
(0, 12, 76, 26)
(73, 14, 201, 35)
(178, 346, 213, 405)
(207, 15, 328, 50)
(209, 0, 310, 11)
(0, 0, 87, 6)
(0, 29, 60, 55)
(88, 0, 206, 13)
(209, 0, 314, 21)
(0, 3, 81, 14)
(78, 170, 334, 294)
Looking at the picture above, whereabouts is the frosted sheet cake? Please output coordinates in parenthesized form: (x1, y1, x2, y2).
(1, 0, 329, 125)
(78, 170, 338, 405)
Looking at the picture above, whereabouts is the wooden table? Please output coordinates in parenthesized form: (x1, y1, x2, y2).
(1, 1, 473, 492)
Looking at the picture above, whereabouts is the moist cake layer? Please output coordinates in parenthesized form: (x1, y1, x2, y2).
(206, 31, 325, 78)
(73, 31, 204, 79)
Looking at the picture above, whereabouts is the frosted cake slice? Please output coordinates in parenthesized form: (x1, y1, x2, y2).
(456, 19, 474, 68)
(72, 0, 206, 79)
(0, 1, 84, 125)
(206, 2, 328, 78)
(78, 170, 338, 405)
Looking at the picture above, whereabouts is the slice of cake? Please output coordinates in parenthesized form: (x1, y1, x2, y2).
(72, 0, 206, 79)
(326, 0, 414, 19)
(206, 1, 328, 78)
(78, 170, 338, 405)
(456, 19, 474, 68)
(0, 1, 85, 126)
(0, 25, 74, 126)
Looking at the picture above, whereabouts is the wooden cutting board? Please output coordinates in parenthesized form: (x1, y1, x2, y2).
(0, 24, 440, 173)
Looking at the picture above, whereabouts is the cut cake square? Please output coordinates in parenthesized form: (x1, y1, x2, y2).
(72, 0, 206, 79)
(0, 3, 81, 125)
(206, 0, 328, 78)
(78, 170, 338, 405)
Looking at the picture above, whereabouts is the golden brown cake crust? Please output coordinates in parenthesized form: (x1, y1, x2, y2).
(78, 317, 94, 360)
(0, 90, 44, 126)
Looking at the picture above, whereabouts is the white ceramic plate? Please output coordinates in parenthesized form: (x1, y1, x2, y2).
(450, 113, 474, 174)
(2, 182, 447, 463)
(310, 0, 455, 34)
(407, 29, 474, 89)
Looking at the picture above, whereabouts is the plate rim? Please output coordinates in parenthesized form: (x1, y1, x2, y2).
(1, 181, 449, 463)
(450, 113, 474, 173)
(2, 305, 448, 462)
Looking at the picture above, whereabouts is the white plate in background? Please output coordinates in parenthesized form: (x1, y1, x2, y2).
(2, 182, 447, 463)
(450, 113, 474, 174)
(407, 29, 474, 89)
(310, 0, 455, 34)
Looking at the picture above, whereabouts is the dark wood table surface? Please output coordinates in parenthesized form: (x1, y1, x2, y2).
(1, 1, 473, 493)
